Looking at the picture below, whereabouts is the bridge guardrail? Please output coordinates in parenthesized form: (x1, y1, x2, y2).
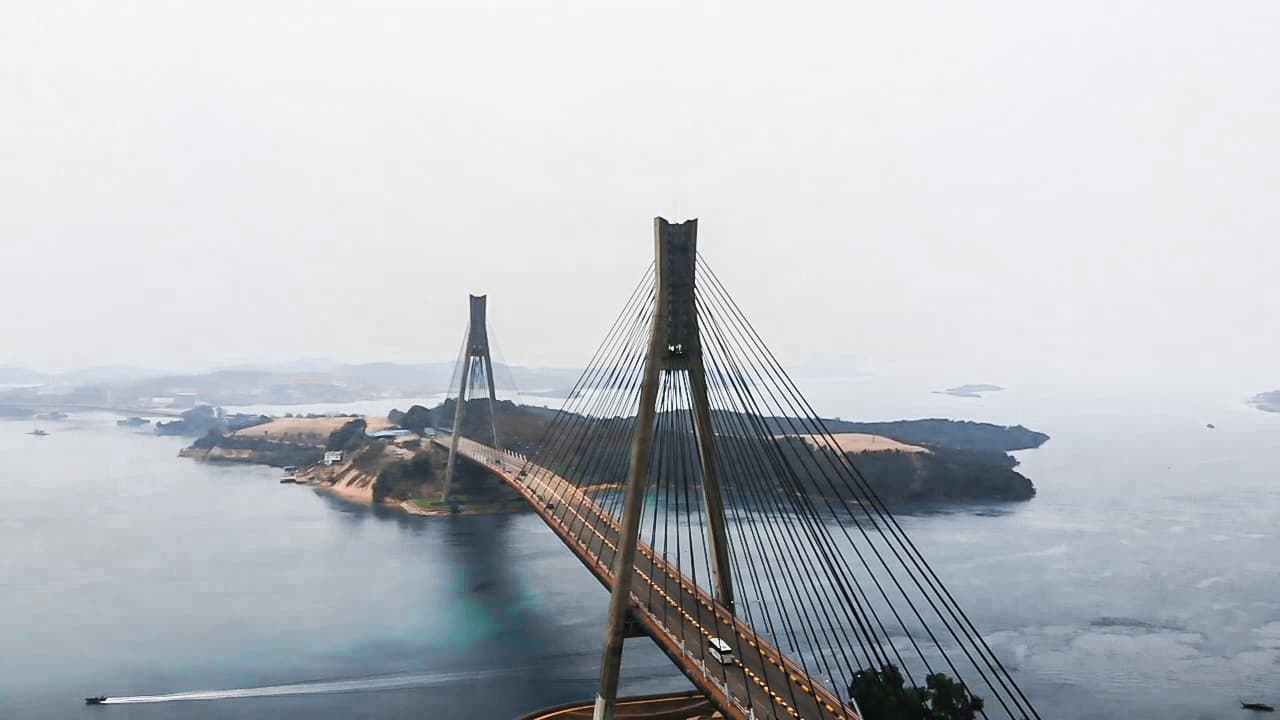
(641, 604, 760, 720)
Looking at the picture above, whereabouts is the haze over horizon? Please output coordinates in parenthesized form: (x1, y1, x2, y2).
(3, 2, 1277, 387)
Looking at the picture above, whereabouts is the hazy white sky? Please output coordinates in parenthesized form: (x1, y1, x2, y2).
(2, 2, 1276, 384)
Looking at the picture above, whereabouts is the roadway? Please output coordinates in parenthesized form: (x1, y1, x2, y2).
(436, 435, 858, 720)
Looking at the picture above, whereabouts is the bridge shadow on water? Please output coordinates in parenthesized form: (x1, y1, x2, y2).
(305, 492, 686, 717)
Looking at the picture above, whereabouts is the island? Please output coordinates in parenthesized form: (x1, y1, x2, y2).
(933, 384, 1006, 398)
(179, 398, 1049, 514)
(179, 408, 527, 516)
(1250, 390, 1280, 413)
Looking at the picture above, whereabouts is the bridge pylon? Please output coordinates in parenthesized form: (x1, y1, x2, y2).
(441, 294, 502, 502)
(594, 218, 735, 720)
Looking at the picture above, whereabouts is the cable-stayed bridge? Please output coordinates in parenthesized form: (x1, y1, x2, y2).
(437, 218, 1040, 720)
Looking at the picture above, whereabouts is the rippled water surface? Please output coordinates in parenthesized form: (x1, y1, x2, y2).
(1, 376, 1276, 719)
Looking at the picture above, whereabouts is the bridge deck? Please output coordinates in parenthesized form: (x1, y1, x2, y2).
(437, 436, 857, 720)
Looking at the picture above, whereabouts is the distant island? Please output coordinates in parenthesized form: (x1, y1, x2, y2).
(933, 384, 1006, 398)
(1250, 390, 1280, 413)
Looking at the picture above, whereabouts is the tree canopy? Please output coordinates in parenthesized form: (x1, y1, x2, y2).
(848, 665, 984, 720)
(326, 418, 367, 451)
(394, 404, 433, 433)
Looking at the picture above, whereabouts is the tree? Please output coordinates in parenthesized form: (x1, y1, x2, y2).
(397, 405, 433, 434)
(923, 673, 983, 720)
(326, 418, 367, 451)
(849, 665, 927, 720)
(849, 665, 983, 720)
(373, 451, 435, 502)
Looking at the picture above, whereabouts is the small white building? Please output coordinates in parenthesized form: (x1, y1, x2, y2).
(323, 450, 343, 465)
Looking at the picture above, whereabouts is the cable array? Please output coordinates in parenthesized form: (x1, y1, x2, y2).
(507, 257, 1038, 719)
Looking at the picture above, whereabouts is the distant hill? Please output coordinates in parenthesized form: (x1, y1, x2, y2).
(331, 362, 457, 389)
(0, 365, 167, 387)
(61, 366, 169, 385)
(0, 361, 581, 408)
(0, 368, 48, 385)
(221, 358, 344, 374)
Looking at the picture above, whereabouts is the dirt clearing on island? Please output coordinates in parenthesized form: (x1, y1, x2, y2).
(790, 432, 930, 454)
(232, 416, 395, 443)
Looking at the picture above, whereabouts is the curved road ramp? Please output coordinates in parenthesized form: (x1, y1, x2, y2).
(520, 691, 719, 720)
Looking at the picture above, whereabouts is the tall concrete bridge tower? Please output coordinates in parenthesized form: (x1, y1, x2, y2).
(441, 294, 501, 502)
(594, 218, 736, 720)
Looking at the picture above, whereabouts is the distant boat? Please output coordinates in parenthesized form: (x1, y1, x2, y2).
(116, 417, 151, 427)
(1242, 701, 1275, 712)
(27, 428, 48, 437)
(1206, 423, 1216, 429)
(85, 696, 106, 705)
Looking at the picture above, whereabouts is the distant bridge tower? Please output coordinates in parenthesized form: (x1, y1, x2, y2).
(441, 294, 502, 502)
(594, 218, 735, 720)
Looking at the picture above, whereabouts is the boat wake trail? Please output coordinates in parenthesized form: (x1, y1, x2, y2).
(100, 669, 501, 704)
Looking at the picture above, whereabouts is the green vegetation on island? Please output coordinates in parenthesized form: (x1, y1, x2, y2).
(325, 417, 368, 451)
(424, 400, 1044, 505)
(187, 430, 325, 468)
(814, 418, 1048, 452)
(817, 445, 1035, 504)
(387, 405, 434, 434)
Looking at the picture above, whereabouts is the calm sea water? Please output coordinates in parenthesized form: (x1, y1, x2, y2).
(1, 375, 1276, 719)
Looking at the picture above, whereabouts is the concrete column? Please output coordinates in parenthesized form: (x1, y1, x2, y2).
(594, 219, 670, 720)
(595, 217, 737, 718)
(482, 353, 501, 449)
(441, 356, 472, 502)
(689, 356, 735, 612)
